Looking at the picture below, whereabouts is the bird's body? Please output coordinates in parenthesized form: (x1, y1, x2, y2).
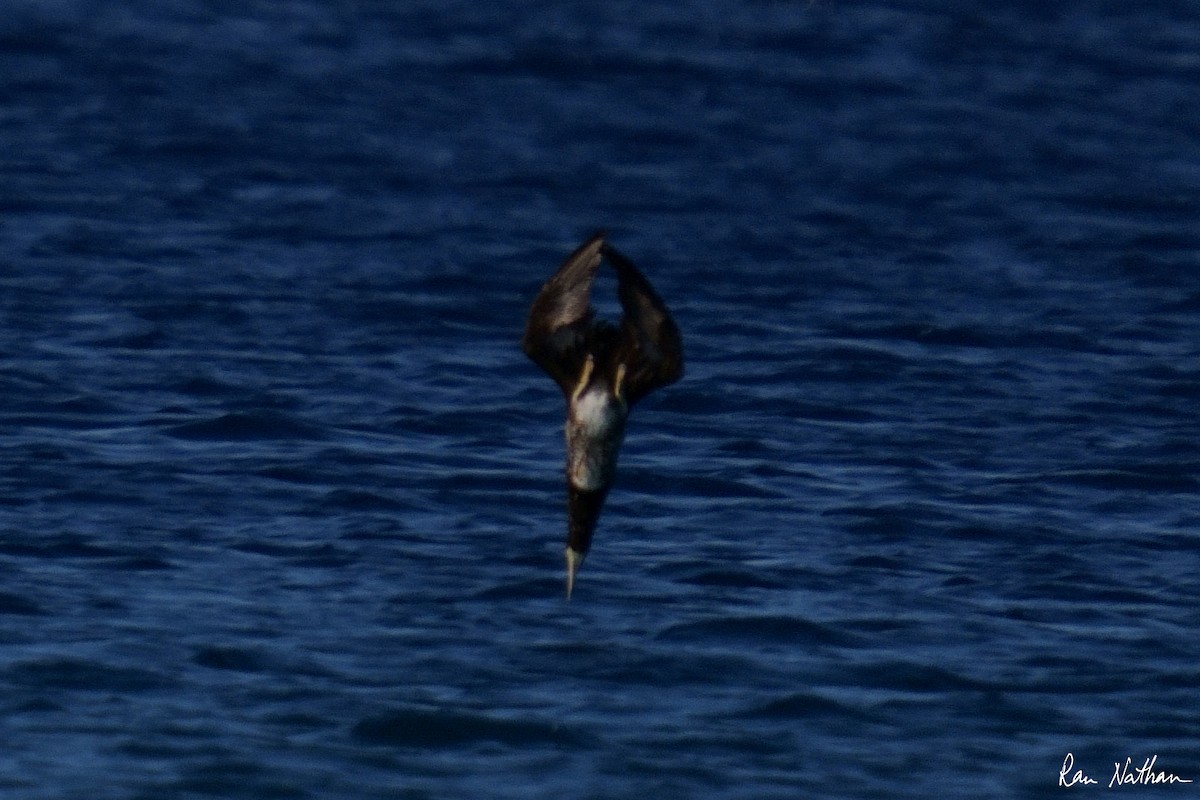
(567, 383, 626, 493)
(522, 233, 683, 597)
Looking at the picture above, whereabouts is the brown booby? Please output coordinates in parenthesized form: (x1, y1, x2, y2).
(522, 233, 684, 598)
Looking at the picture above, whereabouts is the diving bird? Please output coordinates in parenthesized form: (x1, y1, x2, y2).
(522, 233, 683, 598)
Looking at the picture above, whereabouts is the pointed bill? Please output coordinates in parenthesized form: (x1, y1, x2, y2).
(564, 547, 586, 600)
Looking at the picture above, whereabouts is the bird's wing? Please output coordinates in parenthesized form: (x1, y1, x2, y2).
(604, 243, 684, 406)
(522, 233, 606, 395)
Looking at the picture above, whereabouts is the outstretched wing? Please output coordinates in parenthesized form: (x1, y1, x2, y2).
(522, 233, 606, 395)
(604, 243, 684, 406)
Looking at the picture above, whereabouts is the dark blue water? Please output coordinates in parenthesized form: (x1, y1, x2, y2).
(2, 2, 1199, 797)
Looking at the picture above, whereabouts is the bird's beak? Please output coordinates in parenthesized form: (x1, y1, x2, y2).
(564, 547, 586, 600)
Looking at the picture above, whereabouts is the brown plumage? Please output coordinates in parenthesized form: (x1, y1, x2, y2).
(522, 232, 683, 597)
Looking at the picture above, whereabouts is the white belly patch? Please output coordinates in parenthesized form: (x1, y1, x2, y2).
(566, 389, 627, 491)
(573, 389, 622, 436)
